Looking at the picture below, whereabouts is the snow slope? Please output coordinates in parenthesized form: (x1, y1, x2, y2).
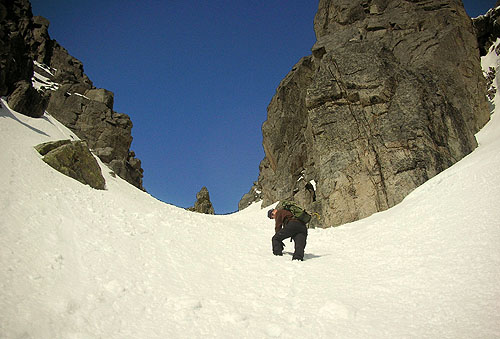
(1, 57, 500, 339)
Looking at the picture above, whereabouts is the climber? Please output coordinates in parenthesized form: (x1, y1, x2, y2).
(268, 208, 307, 261)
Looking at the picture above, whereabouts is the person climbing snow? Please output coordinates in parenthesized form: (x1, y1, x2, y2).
(268, 208, 308, 261)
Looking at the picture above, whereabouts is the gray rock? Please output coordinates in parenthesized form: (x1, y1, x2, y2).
(241, 0, 491, 228)
(35, 140, 106, 190)
(238, 182, 262, 211)
(31, 15, 92, 89)
(7, 80, 48, 117)
(46, 85, 133, 160)
(42, 80, 144, 191)
(108, 151, 144, 187)
(34, 139, 71, 155)
(85, 88, 114, 109)
(188, 187, 215, 214)
(473, 4, 500, 56)
(0, 0, 35, 97)
(0, 0, 144, 190)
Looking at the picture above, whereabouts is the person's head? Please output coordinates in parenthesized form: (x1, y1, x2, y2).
(267, 209, 277, 219)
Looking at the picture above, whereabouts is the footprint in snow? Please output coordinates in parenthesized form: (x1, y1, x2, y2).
(167, 296, 203, 311)
(265, 323, 283, 337)
(221, 312, 248, 325)
(319, 300, 355, 320)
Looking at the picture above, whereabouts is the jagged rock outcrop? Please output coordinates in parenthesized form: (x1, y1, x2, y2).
(473, 1, 500, 56)
(0, 0, 48, 116)
(0, 0, 144, 190)
(241, 0, 491, 227)
(239, 183, 263, 210)
(0, 0, 30, 95)
(188, 187, 215, 215)
(35, 140, 106, 190)
(473, 2, 500, 105)
(44, 84, 145, 187)
(31, 15, 144, 190)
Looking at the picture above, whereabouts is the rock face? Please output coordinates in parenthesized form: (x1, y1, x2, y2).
(474, 2, 500, 105)
(44, 84, 144, 188)
(0, 1, 48, 116)
(0, 1, 31, 95)
(238, 184, 262, 211)
(241, 0, 491, 227)
(188, 187, 215, 215)
(35, 140, 106, 190)
(0, 0, 144, 190)
(473, 1, 500, 56)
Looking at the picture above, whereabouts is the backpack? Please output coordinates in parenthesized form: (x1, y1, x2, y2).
(281, 200, 312, 225)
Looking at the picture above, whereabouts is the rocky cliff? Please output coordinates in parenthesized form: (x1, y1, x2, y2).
(240, 0, 491, 227)
(0, 0, 144, 190)
(473, 1, 500, 56)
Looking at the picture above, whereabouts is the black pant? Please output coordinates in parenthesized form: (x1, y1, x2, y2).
(272, 219, 307, 260)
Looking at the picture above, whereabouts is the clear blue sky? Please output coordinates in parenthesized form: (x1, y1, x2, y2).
(30, 0, 495, 214)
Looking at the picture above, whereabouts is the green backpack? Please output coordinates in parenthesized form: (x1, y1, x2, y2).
(281, 200, 312, 224)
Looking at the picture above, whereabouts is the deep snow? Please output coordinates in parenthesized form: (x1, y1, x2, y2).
(1, 47, 500, 339)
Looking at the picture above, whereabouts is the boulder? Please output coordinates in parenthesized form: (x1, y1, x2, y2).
(34, 139, 71, 155)
(108, 151, 144, 187)
(35, 140, 106, 190)
(7, 80, 48, 117)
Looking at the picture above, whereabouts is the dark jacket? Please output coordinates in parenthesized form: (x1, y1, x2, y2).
(273, 209, 293, 233)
